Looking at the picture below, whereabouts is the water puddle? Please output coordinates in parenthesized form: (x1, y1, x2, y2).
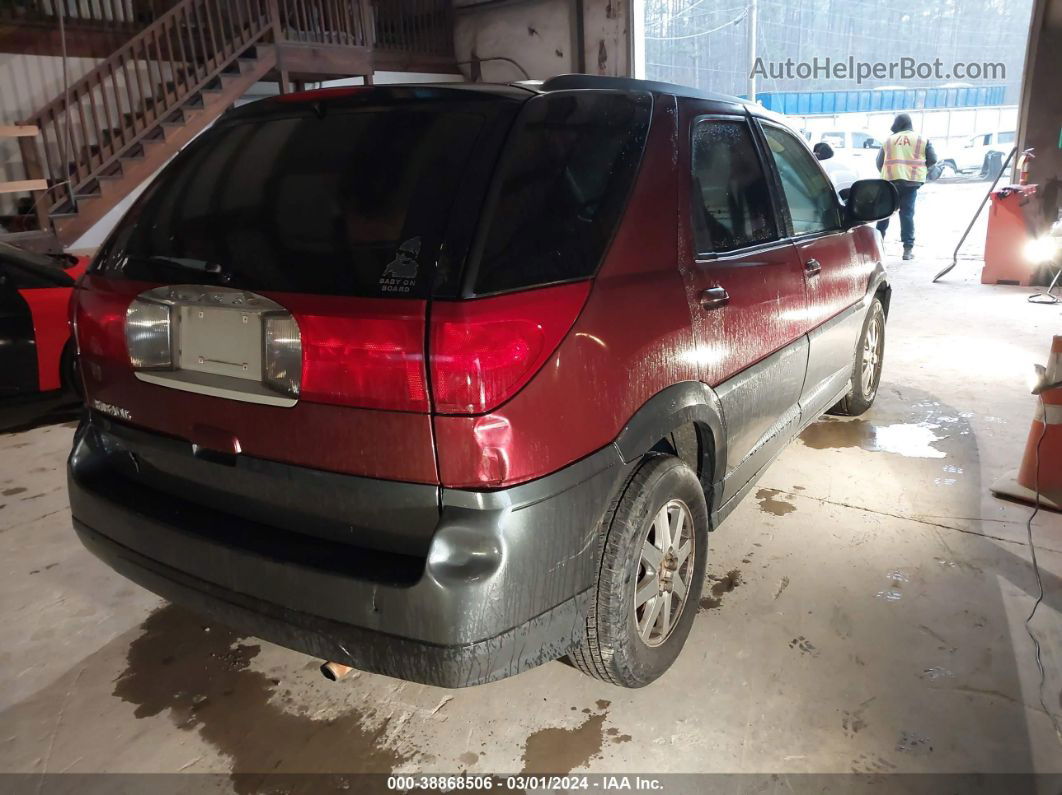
(113, 605, 411, 788)
(755, 488, 796, 516)
(800, 418, 947, 458)
(699, 569, 742, 610)
(872, 424, 947, 458)
(521, 702, 612, 774)
(920, 666, 955, 680)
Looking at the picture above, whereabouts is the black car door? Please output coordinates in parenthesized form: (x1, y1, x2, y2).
(0, 262, 39, 396)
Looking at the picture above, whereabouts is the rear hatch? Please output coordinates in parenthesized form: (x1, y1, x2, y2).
(72, 84, 652, 555)
(77, 86, 519, 467)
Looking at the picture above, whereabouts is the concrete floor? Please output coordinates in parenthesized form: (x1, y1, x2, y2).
(1, 180, 1061, 785)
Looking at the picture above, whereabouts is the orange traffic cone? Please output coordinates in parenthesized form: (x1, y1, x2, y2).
(991, 336, 1062, 511)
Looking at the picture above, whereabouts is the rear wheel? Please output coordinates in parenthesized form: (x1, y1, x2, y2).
(569, 454, 709, 687)
(830, 298, 885, 416)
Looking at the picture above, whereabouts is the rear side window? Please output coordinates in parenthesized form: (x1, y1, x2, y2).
(94, 109, 486, 298)
(690, 118, 778, 254)
(470, 91, 652, 295)
(761, 123, 842, 236)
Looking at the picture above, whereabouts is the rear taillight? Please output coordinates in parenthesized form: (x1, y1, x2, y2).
(292, 300, 429, 412)
(74, 286, 135, 363)
(74, 280, 588, 416)
(429, 282, 590, 415)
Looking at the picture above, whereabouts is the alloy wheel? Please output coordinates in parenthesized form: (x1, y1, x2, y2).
(861, 313, 883, 399)
(633, 499, 695, 647)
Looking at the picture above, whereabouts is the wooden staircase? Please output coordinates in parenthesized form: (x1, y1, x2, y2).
(10, 0, 456, 247)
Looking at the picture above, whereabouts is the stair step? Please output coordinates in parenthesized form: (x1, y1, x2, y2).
(51, 199, 77, 216)
(98, 161, 124, 179)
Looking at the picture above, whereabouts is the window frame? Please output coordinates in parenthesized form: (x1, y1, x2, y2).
(688, 112, 788, 260)
(755, 118, 845, 243)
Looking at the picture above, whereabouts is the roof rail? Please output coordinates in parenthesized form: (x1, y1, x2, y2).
(540, 74, 748, 106)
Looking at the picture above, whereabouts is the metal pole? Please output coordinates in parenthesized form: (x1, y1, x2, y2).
(933, 146, 1018, 283)
(746, 0, 757, 101)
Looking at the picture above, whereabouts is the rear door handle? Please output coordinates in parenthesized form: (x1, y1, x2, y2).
(699, 286, 730, 310)
(804, 258, 822, 276)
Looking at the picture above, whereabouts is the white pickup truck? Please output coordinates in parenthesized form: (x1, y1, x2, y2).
(953, 131, 1015, 174)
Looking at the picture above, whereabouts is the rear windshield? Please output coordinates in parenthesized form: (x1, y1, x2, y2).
(93, 107, 489, 298)
(93, 91, 652, 300)
(467, 91, 652, 296)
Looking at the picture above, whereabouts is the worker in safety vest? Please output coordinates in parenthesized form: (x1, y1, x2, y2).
(875, 113, 937, 260)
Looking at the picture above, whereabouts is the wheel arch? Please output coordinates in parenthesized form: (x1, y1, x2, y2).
(867, 261, 892, 318)
(614, 381, 725, 511)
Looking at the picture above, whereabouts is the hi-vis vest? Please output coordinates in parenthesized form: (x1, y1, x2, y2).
(881, 131, 929, 182)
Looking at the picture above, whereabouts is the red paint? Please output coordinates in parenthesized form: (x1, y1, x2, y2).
(274, 86, 371, 103)
(22, 286, 72, 391)
(796, 230, 865, 332)
(19, 255, 88, 392)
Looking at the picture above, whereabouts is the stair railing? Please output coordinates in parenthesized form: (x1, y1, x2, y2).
(20, 0, 274, 214)
(17, 0, 456, 226)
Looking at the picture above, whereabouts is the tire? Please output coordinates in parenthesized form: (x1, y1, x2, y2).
(569, 454, 709, 687)
(829, 298, 885, 416)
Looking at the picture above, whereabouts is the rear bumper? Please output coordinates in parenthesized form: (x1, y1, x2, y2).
(68, 417, 629, 687)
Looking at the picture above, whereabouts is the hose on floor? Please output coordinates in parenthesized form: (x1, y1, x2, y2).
(1024, 394, 1062, 744)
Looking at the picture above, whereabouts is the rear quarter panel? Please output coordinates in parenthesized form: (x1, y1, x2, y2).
(433, 93, 701, 488)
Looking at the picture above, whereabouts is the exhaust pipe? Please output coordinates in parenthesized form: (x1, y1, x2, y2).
(320, 661, 354, 681)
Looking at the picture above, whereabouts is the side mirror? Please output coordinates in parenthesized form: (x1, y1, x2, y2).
(844, 179, 899, 225)
(813, 142, 834, 161)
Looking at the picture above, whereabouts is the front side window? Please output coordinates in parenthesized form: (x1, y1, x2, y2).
(998, 131, 1015, 144)
(690, 119, 778, 254)
(762, 123, 842, 237)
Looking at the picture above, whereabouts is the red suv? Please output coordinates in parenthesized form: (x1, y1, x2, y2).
(68, 76, 897, 688)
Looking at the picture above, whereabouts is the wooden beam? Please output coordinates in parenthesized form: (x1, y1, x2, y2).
(0, 179, 49, 194)
(0, 24, 134, 59)
(373, 51, 461, 74)
(276, 43, 374, 77)
(0, 125, 40, 138)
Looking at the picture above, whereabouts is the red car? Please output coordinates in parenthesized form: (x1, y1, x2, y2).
(67, 76, 897, 688)
(0, 242, 87, 404)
